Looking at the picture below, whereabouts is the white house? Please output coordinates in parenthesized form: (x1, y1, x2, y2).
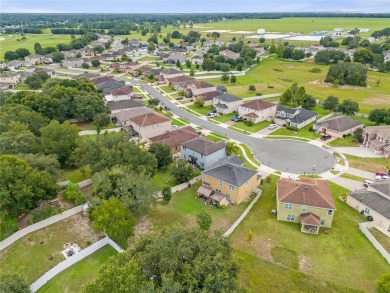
(213, 94, 243, 115)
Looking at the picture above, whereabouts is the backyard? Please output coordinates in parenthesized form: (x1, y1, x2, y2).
(230, 176, 390, 292)
(37, 245, 117, 293)
(0, 214, 103, 284)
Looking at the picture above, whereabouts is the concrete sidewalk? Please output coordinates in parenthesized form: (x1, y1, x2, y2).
(78, 127, 122, 136)
(346, 167, 376, 180)
(333, 147, 383, 158)
(328, 177, 364, 191)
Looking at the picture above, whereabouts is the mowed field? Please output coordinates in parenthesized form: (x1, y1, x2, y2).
(205, 57, 390, 114)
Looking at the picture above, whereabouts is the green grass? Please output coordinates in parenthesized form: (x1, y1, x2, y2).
(146, 182, 250, 232)
(369, 228, 390, 253)
(172, 118, 188, 126)
(212, 113, 234, 123)
(0, 214, 103, 284)
(236, 147, 258, 170)
(340, 173, 366, 182)
(231, 120, 271, 133)
(14, 83, 30, 90)
(187, 104, 213, 116)
(37, 245, 117, 293)
(151, 163, 177, 191)
(271, 246, 299, 269)
(344, 154, 390, 173)
(240, 144, 261, 166)
(350, 115, 376, 127)
(159, 85, 177, 94)
(206, 132, 227, 142)
(328, 136, 359, 147)
(265, 136, 308, 142)
(60, 166, 91, 183)
(270, 123, 318, 140)
(76, 122, 117, 131)
(0, 213, 18, 241)
(229, 176, 389, 292)
(137, 56, 157, 62)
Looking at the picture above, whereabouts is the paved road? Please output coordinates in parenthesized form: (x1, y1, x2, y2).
(119, 77, 336, 175)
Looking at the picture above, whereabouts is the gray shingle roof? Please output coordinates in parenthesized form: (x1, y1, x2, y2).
(203, 156, 258, 187)
(106, 100, 144, 111)
(215, 94, 241, 103)
(181, 137, 226, 155)
(215, 103, 228, 109)
(276, 105, 318, 124)
(315, 115, 363, 133)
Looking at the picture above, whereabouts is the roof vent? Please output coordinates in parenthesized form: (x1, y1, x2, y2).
(304, 186, 309, 189)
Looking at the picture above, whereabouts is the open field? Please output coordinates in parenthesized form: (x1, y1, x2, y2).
(205, 57, 390, 114)
(0, 214, 103, 284)
(344, 154, 390, 173)
(230, 176, 389, 292)
(37, 245, 117, 293)
(0, 33, 77, 60)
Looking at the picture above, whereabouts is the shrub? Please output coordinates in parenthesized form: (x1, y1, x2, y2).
(245, 120, 254, 126)
(309, 67, 321, 73)
(29, 204, 63, 224)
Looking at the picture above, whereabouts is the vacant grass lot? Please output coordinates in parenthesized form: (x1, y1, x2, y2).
(231, 120, 270, 133)
(230, 176, 389, 292)
(345, 154, 390, 173)
(0, 214, 103, 284)
(151, 163, 177, 191)
(37, 245, 117, 293)
(270, 123, 318, 140)
(188, 104, 213, 116)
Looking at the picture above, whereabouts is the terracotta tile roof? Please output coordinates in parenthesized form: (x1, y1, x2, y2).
(278, 178, 336, 209)
(149, 126, 199, 147)
(129, 112, 170, 127)
(181, 137, 226, 155)
(300, 212, 321, 226)
(241, 99, 276, 111)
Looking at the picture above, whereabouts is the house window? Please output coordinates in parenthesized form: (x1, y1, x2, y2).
(287, 214, 295, 221)
(203, 183, 210, 188)
(320, 219, 325, 225)
(328, 210, 333, 215)
(229, 184, 235, 191)
(301, 205, 307, 212)
(202, 174, 206, 180)
(365, 207, 370, 214)
(219, 180, 223, 186)
(225, 193, 230, 199)
(284, 203, 292, 210)
(216, 189, 221, 193)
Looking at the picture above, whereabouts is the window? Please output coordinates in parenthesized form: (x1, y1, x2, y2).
(320, 219, 325, 225)
(216, 189, 221, 193)
(287, 214, 295, 221)
(328, 210, 333, 215)
(284, 203, 292, 210)
(229, 184, 235, 191)
(301, 205, 307, 212)
(225, 193, 230, 199)
(365, 207, 370, 214)
(202, 174, 206, 180)
(219, 180, 223, 186)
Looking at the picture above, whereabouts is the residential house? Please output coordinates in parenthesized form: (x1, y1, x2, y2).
(62, 58, 84, 68)
(0, 72, 21, 84)
(195, 91, 224, 106)
(18, 71, 33, 82)
(383, 50, 390, 62)
(95, 80, 126, 95)
(213, 94, 243, 115)
(166, 75, 195, 89)
(219, 49, 240, 60)
(6, 60, 29, 70)
(148, 125, 200, 153)
(314, 115, 363, 138)
(72, 72, 101, 80)
(238, 100, 277, 123)
(128, 112, 171, 141)
(104, 87, 135, 102)
(191, 54, 204, 65)
(107, 99, 145, 114)
(42, 55, 53, 64)
(0, 82, 15, 89)
(198, 156, 261, 206)
(274, 105, 318, 129)
(111, 108, 153, 127)
(214, 41, 225, 47)
(187, 81, 217, 97)
(181, 137, 226, 170)
(90, 76, 114, 85)
(24, 54, 44, 64)
(347, 179, 390, 232)
(362, 126, 390, 158)
(277, 178, 336, 234)
(0, 62, 7, 70)
(25, 67, 55, 77)
(160, 68, 184, 80)
(163, 53, 186, 64)
(203, 41, 213, 48)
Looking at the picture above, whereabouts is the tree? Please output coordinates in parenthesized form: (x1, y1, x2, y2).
(237, 63, 243, 71)
(92, 167, 157, 213)
(280, 83, 306, 106)
(40, 120, 79, 166)
(369, 108, 388, 125)
(149, 143, 173, 170)
(353, 48, 376, 65)
(230, 75, 237, 84)
(74, 92, 107, 121)
(302, 95, 316, 110)
(0, 122, 39, 155)
(63, 183, 85, 205)
(175, 59, 181, 68)
(91, 60, 100, 67)
(94, 45, 104, 53)
(259, 37, 265, 43)
(83, 227, 239, 292)
(196, 211, 212, 231)
(15, 48, 30, 59)
(93, 113, 110, 133)
(353, 127, 364, 143)
(17, 153, 60, 180)
(194, 96, 205, 107)
(185, 59, 192, 68)
(82, 63, 90, 69)
(378, 272, 390, 293)
(25, 74, 43, 89)
(34, 42, 42, 54)
(171, 160, 195, 184)
(189, 68, 195, 77)
(269, 44, 276, 54)
(323, 95, 339, 112)
(338, 99, 359, 116)
(248, 85, 256, 92)
(161, 186, 172, 202)
(0, 155, 59, 216)
(226, 142, 239, 155)
(4, 51, 18, 61)
(325, 62, 367, 87)
(276, 44, 284, 57)
(221, 73, 229, 82)
(91, 198, 134, 249)
(52, 52, 64, 63)
(0, 275, 31, 293)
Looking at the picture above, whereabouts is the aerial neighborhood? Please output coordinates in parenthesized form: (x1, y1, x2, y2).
(0, 9, 390, 293)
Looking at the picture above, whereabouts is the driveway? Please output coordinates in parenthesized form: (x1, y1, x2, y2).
(118, 77, 336, 174)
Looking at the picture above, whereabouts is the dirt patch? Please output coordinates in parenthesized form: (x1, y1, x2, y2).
(309, 79, 370, 90)
(246, 237, 273, 262)
(133, 216, 151, 237)
(298, 255, 313, 272)
(360, 94, 390, 106)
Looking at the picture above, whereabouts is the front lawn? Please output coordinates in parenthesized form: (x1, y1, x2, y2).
(0, 214, 103, 284)
(37, 245, 117, 293)
(212, 114, 234, 123)
(159, 85, 176, 94)
(230, 120, 270, 133)
(187, 105, 214, 116)
(344, 154, 390, 173)
(230, 176, 390, 292)
(270, 123, 319, 140)
(328, 136, 360, 147)
(340, 173, 365, 182)
(172, 118, 189, 126)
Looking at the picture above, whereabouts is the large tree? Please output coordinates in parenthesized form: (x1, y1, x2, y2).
(280, 83, 306, 107)
(322, 95, 339, 112)
(0, 275, 31, 293)
(74, 92, 107, 121)
(368, 108, 389, 125)
(338, 99, 359, 116)
(171, 160, 195, 184)
(0, 122, 39, 154)
(83, 227, 240, 293)
(0, 155, 59, 216)
(149, 143, 173, 170)
(325, 62, 367, 87)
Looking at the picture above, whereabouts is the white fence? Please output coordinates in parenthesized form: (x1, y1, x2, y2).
(359, 221, 390, 264)
(30, 236, 123, 292)
(171, 176, 201, 193)
(0, 205, 84, 251)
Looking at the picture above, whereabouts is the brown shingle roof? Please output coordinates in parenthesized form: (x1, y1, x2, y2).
(315, 115, 363, 133)
(181, 137, 226, 156)
(149, 126, 199, 147)
(110, 87, 133, 96)
(107, 100, 144, 111)
(129, 112, 170, 127)
(241, 99, 276, 111)
(167, 75, 195, 84)
(111, 108, 153, 122)
(244, 112, 259, 118)
(189, 81, 214, 89)
(278, 178, 336, 209)
(90, 76, 114, 84)
(300, 212, 321, 226)
(195, 91, 223, 101)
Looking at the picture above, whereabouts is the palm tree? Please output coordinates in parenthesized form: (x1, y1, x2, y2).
(226, 142, 239, 155)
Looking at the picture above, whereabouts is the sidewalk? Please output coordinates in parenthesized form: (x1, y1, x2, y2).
(333, 147, 383, 158)
(328, 177, 364, 191)
(346, 167, 376, 180)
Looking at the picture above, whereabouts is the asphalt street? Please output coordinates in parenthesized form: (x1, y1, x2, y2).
(120, 77, 336, 175)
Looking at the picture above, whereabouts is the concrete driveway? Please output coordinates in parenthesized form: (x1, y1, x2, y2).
(119, 77, 336, 175)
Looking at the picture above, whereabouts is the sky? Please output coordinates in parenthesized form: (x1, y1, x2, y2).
(1, 0, 389, 13)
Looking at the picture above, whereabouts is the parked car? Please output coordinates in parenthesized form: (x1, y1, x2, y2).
(375, 175, 390, 180)
(137, 96, 143, 99)
(206, 113, 217, 118)
(207, 110, 216, 115)
(230, 115, 240, 122)
(363, 179, 374, 187)
(321, 134, 332, 141)
(256, 92, 263, 96)
(376, 171, 389, 177)
(268, 85, 274, 88)
(176, 97, 183, 100)
(268, 124, 277, 130)
(164, 105, 171, 110)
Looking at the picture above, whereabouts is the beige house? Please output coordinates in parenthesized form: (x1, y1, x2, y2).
(314, 115, 363, 138)
(347, 179, 390, 232)
(219, 49, 240, 60)
(0, 72, 21, 84)
(198, 156, 261, 206)
(24, 54, 44, 64)
(187, 81, 217, 97)
(160, 68, 184, 80)
(238, 100, 277, 123)
(213, 94, 243, 115)
(62, 58, 84, 68)
(277, 178, 336, 234)
(362, 126, 390, 158)
(128, 112, 171, 142)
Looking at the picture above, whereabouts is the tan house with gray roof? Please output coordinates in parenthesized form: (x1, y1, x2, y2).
(363, 126, 390, 158)
(313, 115, 363, 138)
